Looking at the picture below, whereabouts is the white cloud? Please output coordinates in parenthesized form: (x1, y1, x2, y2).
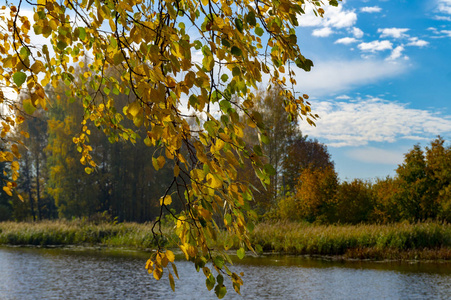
(437, 0, 451, 14)
(386, 46, 405, 61)
(298, 4, 357, 29)
(347, 147, 404, 165)
(434, 15, 451, 21)
(407, 37, 429, 47)
(361, 6, 382, 13)
(358, 40, 393, 52)
(294, 59, 407, 96)
(312, 27, 334, 37)
(378, 28, 410, 39)
(351, 27, 364, 38)
(335, 37, 358, 44)
(301, 97, 451, 147)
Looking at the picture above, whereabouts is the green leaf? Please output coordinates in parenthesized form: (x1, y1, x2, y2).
(206, 274, 215, 291)
(231, 46, 242, 57)
(78, 27, 87, 40)
(20, 47, 30, 59)
(13, 72, 27, 87)
(260, 134, 270, 145)
(253, 145, 263, 156)
(295, 58, 314, 72)
(255, 244, 263, 254)
(22, 99, 36, 115)
(221, 38, 231, 48)
(221, 74, 228, 82)
(214, 256, 224, 269)
(237, 247, 245, 259)
(235, 18, 243, 33)
(193, 40, 202, 50)
(245, 11, 256, 26)
(219, 100, 231, 113)
(264, 164, 276, 176)
(329, 0, 339, 7)
(232, 66, 240, 77)
(215, 284, 227, 299)
(255, 27, 264, 37)
(57, 41, 68, 51)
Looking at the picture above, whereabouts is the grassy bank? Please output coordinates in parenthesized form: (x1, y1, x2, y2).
(1, 220, 450, 260)
(0, 220, 177, 249)
(251, 221, 451, 260)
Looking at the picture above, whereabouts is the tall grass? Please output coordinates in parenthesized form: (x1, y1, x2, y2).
(250, 221, 451, 259)
(0, 220, 177, 249)
(1, 220, 450, 260)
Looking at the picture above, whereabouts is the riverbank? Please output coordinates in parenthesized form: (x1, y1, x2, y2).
(0, 220, 177, 249)
(0, 220, 450, 260)
(251, 221, 451, 260)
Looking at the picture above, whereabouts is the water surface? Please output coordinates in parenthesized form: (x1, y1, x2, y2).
(0, 247, 450, 299)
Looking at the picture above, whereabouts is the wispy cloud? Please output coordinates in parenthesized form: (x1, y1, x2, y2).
(358, 40, 393, 52)
(350, 27, 364, 38)
(312, 27, 334, 37)
(298, 3, 357, 33)
(347, 147, 404, 165)
(294, 59, 407, 96)
(301, 97, 451, 147)
(437, 0, 451, 14)
(407, 37, 429, 47)
(361, 6, 382, 13)
(335, 37, 358, 44)
(386, 46, 406, 61)
(378, 28, 410, 39)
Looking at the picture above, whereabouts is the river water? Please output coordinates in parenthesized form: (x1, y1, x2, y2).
(0, 246, 450, 299)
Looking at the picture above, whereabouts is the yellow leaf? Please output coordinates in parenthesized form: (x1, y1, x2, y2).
(127, 101, 141, 117)
(160, 195, 172, 206)
(157, 156, 165, 169)
(11, 144, 20, 158)
(206, 173, 222, 189)
(3, 186, 12, 196)
(145, 259, 154, 272)
(30, 61, 45, 74)
(153, 267, 163, 281)
(166, 250, 175, 263)
(174, 165, 180, 177)
(11, 161, 19, 171)
(169, 273, 175, 292)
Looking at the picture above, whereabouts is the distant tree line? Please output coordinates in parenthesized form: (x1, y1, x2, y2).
(1, 78, 449, 224)
(271, 137, 451, 224)
(0, 70, 178, 222)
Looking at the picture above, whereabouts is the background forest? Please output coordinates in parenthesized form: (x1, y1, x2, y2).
(0, 72, 450, 225)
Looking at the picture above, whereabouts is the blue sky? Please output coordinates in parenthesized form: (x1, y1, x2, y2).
(6, 0, 451, 181)
(289, 0, 451, 181)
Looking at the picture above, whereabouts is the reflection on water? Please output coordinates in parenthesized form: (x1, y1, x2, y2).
(0, 247, 450, 299)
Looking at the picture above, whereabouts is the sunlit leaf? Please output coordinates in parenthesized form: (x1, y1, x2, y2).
(13, 72, 27, 87)
(237, 247, 245, 259)
(160, 195, 172, 206)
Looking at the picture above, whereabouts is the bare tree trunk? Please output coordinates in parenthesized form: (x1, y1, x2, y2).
(36, 156, 42, 220)
(24, 154, 36, 221)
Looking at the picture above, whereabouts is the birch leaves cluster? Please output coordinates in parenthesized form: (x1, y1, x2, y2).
(1, 0, 339, 297)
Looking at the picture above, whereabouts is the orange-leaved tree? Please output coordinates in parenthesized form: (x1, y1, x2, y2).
(1, 0, 340, 297)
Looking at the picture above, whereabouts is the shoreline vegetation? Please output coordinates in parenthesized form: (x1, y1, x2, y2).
(0, 220, 450, 261)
